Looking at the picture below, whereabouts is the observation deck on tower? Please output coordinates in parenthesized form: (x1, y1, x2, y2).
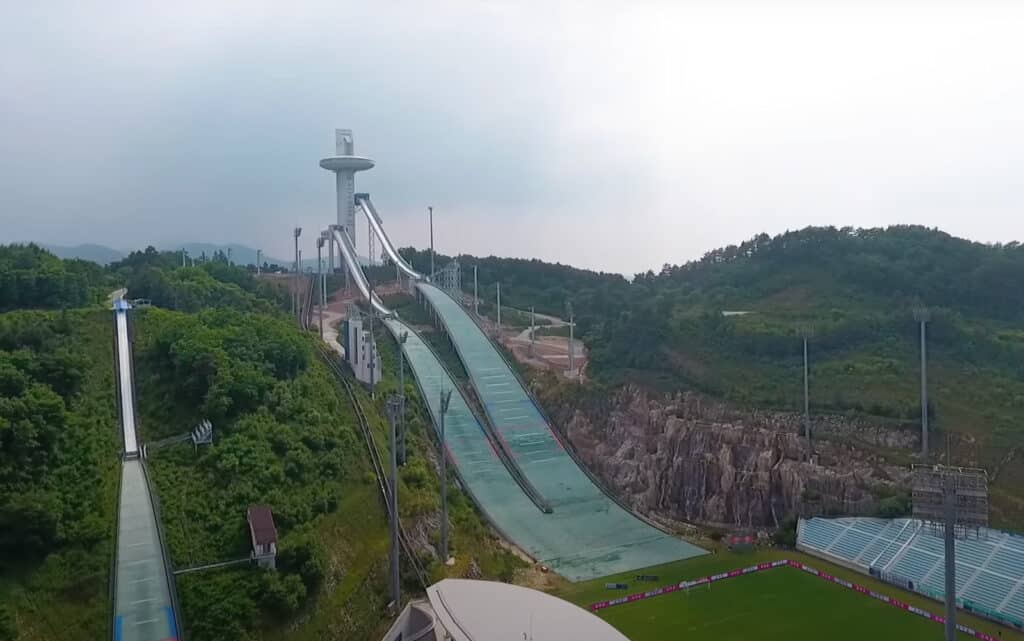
(319, 129, 374, 243)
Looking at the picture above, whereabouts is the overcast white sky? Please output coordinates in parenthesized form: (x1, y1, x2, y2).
(2, 1, 1022, 274)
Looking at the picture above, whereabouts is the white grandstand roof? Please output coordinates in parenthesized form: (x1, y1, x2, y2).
(426, 579, 630, 641)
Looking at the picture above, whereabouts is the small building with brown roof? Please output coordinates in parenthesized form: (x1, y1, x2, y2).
(246, 505, 278, 570)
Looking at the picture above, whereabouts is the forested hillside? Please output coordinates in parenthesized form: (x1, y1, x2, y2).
(393, 247, 630, 318)
(135, 307, 377, 641)
(0, 311, 120, 641)
(0, 241, 518, 640)
(0, 244, 109, 311)
(422, 226, 1024, 527)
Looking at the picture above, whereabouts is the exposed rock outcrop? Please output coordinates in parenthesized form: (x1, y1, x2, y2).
(544, 385, 914, 529)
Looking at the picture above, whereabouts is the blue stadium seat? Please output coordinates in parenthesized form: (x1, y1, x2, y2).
(798, 517, 1024, 625)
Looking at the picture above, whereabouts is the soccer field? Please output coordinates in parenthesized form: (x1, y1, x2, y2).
(556, 550, 1024, 641)
(600, 567, 974, 641)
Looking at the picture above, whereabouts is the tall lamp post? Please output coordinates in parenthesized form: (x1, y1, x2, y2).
(529, 306, 536, 357)
(386, 395, 402, 609)
(398, 331, 408, 465)
(566, 301, 576, 378)
(496, 282, 502, 340)
(368, 270, 376, 399)
(799, 325, 813, 458)
(428, 205, 435, 281)
(293, 227, 302, 318)
(473, 265, 479, 316)
(439, 388, 453, 564)
(914, 307, 931, 458)
(315, 236, 325, 338)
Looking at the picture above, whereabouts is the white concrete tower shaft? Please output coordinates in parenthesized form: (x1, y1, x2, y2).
(335, 130, 356, 237)
(320, 129, 374, 246)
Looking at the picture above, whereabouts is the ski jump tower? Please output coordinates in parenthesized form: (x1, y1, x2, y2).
(320, 129, 374, 277)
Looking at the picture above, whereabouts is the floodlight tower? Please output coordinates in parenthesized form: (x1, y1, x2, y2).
(799, 324, 814, 456)
(914, 307, 931, 458)
(319, 129, 374, 285)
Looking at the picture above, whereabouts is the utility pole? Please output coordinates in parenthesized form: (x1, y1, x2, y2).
(320, 233, 329, 316)
(293, 227, 302, 318)
(496, 282, 502, 340)
(529, 306, 536, 357)
(386, 395, 402, 609)
(804, 334, 810, 443)
(799, 325, 813, 455)
(316, 236, 324, 339)
(473, 265, 479, 316)
(566, 301, 576, 378)
(439, 388, 453, 565)
(181, 249, 186, 268)
(368, 272, 376, 400)
(914, 307, 931, 458)
(256, 249, 262, 275)
(398, 331, 408, 465)
(429, 206, 435, 281)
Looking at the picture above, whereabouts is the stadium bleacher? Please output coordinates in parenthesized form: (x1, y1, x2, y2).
(798, 517, 1024, 629)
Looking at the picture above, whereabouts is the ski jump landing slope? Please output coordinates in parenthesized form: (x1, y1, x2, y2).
(413, 283, 706, 580)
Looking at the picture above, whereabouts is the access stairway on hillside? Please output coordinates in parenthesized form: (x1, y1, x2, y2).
(112, 299, 180, 641)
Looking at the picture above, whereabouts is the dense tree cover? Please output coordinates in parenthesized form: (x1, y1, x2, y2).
(393, 247, 630, 321)
(0, 243, 292, 314)
(464, 225, 1024, 527)
(648, 226, 1024, 320)
(0, 310, 119, 641)
(0, 244, 109, 310)
(110, 246, 290, 313)
(135, 308, 354, 637)
(138, 305, 520, 640)
(582, 227, 1024, 405)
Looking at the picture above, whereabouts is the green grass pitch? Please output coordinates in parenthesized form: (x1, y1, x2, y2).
(600, 567, 973, 641)
(556, 550, 1024, 641)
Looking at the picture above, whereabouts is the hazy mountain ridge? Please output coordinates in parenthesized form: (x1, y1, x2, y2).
(36, 241, 369, 270)
(37, 242, 291, 267)
(40, 242, 126, 264)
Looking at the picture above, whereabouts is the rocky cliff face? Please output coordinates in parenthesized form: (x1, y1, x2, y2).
(543, 385, 915, 529)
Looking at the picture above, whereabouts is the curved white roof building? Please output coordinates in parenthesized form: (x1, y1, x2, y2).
(381, 579, 630, 641)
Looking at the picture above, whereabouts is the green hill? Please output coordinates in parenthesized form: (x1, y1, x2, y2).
(0, 243, 518, 641)
(416, 226, 1024, 529)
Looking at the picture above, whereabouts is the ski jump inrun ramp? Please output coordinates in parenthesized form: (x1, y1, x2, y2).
(331, 197, 705, 581)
